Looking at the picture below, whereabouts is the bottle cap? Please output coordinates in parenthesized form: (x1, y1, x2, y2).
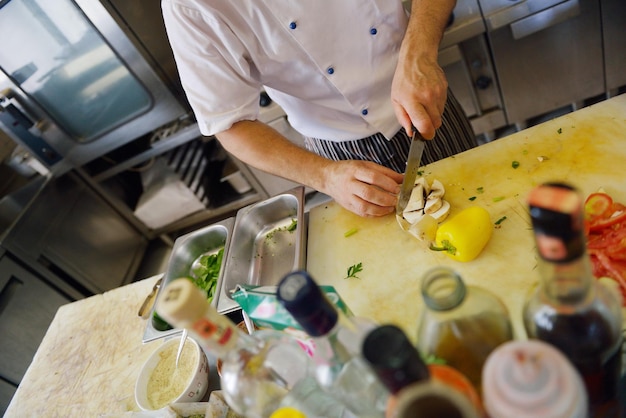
(156, 278, 208, 326)
(276, 270, 338, 336)
(482, 340, 587, 418)
(362, 325, 430, 394)
(528, 183, 585, 262)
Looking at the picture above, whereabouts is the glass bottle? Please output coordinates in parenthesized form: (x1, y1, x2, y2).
(362, 324, 484, 418)
(482, 340, 588, 418)
(416, 266, 513, 394)
(276, 270, 389, 418)
(156, 278, 352, 418)
(523, 182, 623, 418)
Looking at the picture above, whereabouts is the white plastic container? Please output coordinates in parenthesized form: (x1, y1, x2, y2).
(135, 336, 210, 410)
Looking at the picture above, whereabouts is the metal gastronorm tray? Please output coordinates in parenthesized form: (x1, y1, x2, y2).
(216, 186, 307, 313)
(142, 216, 234, 343)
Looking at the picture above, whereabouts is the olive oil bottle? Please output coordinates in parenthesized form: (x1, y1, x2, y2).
(523, 182, 623, 418)
(416, 266, 514, 394)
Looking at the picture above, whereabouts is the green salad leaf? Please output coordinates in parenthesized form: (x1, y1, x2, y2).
(190, 247, 224, 302)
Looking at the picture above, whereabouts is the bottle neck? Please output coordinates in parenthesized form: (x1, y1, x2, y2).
(319, 311, 361, 363)
(184, 306, 262, 358)
(421, 267, 466, 311)
(537, 252, 594, 305)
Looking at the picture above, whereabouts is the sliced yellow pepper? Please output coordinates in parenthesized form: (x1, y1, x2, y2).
(430, 206, 493, 262)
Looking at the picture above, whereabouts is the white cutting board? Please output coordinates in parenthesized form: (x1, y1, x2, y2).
(306, 94, 626, 341)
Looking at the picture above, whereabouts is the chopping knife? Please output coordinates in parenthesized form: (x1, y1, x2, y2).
(396, 128, 426, 216)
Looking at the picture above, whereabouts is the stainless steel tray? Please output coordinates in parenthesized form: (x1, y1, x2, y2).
(216, 186, 307, 313)
(142, 217, 234, 343)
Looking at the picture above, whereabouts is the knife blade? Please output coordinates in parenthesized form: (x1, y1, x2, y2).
(396, 129, 426, 216)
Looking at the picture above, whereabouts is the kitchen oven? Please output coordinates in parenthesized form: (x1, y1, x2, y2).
(478, 0, 604, 129)
(0, 0, 187, 175)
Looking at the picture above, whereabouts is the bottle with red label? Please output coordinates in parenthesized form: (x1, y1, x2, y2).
(157, 278, 352, 418)
(523, 182, 624, 418)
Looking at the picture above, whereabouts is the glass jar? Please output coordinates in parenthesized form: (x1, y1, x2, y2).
(416, 266, 513, 393)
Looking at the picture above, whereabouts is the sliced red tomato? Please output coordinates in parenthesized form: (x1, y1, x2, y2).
(585, 192, 626, 306)
(587, 203, 626, 232)
(585, 192, 613, 220)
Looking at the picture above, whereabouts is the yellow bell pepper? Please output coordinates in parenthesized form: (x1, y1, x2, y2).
(430, 206, 493, 262)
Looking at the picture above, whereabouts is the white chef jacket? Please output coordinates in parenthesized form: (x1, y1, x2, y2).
(162, 0, 408, 141)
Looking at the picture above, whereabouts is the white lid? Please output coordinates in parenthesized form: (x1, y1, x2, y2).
(482, 340, 587, 418)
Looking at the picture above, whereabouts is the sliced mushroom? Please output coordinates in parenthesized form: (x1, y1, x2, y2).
(427, 179, 445, 200)
(424, 198, 443, 215)
(404, 182, 425, 213)
(429, 200, 451, 222)
(408, 214, 438, 242)
(403, 209, 425, 225)
(400, 177, 451, 239)
(415, 177, 430, 195)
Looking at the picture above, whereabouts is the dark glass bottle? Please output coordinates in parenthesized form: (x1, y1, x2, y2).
(362, 324, 483, 418)
(523, 182, 624, 418)
(276, 270, 389, 418)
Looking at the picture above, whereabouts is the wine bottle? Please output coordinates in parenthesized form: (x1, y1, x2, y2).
(156, 278, 352, 418)
(276, 270, 389, 418)
(523, 182, 623, 418)
(362, 324, 483, 418)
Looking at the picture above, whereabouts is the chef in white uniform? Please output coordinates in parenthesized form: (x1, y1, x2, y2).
(162, 0, 475, 217)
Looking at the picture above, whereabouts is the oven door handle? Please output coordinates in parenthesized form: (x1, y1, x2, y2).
(485, 0, 569, 31)
(0, 88, 43, 135)
(0, 88, 61, 166)
(510, 0, 580, 40)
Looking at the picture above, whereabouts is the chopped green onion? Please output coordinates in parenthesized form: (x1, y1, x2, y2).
(495, 216, 507, 225)
(344, 228, 358, 238)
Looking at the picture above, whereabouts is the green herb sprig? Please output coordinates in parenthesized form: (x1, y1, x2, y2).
(345, 262, 363, 279)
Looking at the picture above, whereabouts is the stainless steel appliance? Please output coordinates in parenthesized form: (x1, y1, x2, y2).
(439, 0, 508, 139)
(0, 0, 187, 175)
(0, 250, 71, 412)
(479, 0, 604, 128)
(601, 0, 626, 97)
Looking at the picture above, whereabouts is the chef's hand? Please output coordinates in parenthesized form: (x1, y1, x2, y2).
(322, 160, 403, 217)
(391, 55, 447, 140)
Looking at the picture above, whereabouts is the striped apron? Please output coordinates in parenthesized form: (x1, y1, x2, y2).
(303, 91, 477, 173)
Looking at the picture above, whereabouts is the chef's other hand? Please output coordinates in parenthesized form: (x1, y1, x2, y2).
(391, 54, 448, 140)
(323, 160, 403, 218)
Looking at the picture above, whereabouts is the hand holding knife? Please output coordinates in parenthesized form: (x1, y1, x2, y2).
(396, 128, 426, 217)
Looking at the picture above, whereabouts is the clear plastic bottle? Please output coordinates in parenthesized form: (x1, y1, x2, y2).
(482, 340, 588, 418)
(416, 266, 514, 394)
(276, 270, 389, 418)
(362, 324, 484, 418)
(523, 182, 623, 418)
(156, 278, 352, 418)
